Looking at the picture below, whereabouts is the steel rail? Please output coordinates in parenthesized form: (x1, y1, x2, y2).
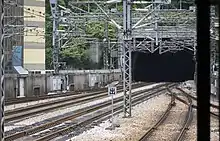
(174, 96, 219, 119)
(34, 83, 177, 141)
(139, 95, 176, 141)
(176, 87, 219, 109)
(174, 87, 219, 118)
(138, 87, 194, 141)
(5, 83, 147, 105)
(5, 89, 104, 105)
(5, 83, 177, 141)
(5, 83, 147, 122)
(175, 91, 193, 141)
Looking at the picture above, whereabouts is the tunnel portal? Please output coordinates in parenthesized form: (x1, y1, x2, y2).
(132, 50, 195, 82)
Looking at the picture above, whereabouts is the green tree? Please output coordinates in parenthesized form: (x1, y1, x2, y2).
(171, 0, 195, 9)
(45, 0, 53, 69)
(58, 0, 66, 6)
(60, 38, 94, 69)
(86, 21, 117, 39)
(45, 1, 119, 69)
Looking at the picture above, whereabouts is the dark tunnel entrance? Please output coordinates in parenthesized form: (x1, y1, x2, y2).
(132, 50, 195, 82)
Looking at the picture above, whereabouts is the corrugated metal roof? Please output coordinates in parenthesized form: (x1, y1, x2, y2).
(14, 66, 28, 75)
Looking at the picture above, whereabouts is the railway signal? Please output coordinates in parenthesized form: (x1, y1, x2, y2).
(107, 86, 117, 130)
(108, 86, 117, 95)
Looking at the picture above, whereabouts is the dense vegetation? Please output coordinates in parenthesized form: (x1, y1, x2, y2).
(45, 0, 195, 69)
(45, 0, 118, 69)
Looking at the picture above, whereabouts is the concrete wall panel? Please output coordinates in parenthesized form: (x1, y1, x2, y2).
(5, 70, 122, 98)
(5, 76, 18, 98)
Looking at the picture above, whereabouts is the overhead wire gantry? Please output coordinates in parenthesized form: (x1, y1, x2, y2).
(48, 0, 198, 118)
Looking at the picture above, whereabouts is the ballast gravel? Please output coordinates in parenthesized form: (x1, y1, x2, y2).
(184, 112, 219, 141)
(5, 83, 162, 132)
(140, 100, 189, 141)
(70, 94, 172, 141)
(210, 117, 219, 141)
(5, 92, 78, 111)
(179, 80, 219, 106)
(175, 81, 219, 141)
(70, 81, 219, 141)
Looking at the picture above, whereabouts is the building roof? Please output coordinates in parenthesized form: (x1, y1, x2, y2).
(13, 66, 28, 75)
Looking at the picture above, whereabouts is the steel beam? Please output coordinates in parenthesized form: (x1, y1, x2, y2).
(0, 0, 4, 140)
(123, 0, 132, 117)
(58, 0, 197, 56)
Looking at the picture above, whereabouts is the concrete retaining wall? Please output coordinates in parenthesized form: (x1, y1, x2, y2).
(5, 69, 121, 99)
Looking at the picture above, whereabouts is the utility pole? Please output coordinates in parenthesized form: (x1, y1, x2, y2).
(50, 0, 59, 74)
(123, 0, 132, 117)
(0, 0, 5, 140)
(104, 20, 109, 69)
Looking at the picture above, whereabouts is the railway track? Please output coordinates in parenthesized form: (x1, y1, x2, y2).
(175, 90, 193, 141)
(5, 83, 148, 122)
(5, 83, 177, 141)
(139, 87, 194, 141)
(31, 83, 178, 141)
(139, 95, 176, 141)
(173, 95, 219, 119)
(176, 87, 219, 109)
(174, 87, 219, 119)
(166, 87, 219, 140)
(5, 88, 106, 105)
(5, 82, 147, 105)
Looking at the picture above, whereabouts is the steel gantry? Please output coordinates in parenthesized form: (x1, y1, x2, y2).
(0, 0, 4, 140)
(51, 0, 133, 117)
(53, 0, 197, 117)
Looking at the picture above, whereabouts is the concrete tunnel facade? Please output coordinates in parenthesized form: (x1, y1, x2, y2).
(132, 50, 195, 82)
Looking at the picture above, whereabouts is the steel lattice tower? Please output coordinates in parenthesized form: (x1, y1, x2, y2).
(47, 0, 197, 117)
(0, 0, 5, 140)
(122, 0, 132, 117)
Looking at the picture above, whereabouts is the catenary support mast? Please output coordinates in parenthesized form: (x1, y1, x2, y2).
(123, 0, 132, 117)
(0, 0, 5, 140)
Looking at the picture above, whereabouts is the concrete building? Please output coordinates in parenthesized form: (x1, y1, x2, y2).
(23, 0, 45, 70)
(88, 40, 102, 64)
(5, 0, 45, 74)
(4, 0, 24, 73)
